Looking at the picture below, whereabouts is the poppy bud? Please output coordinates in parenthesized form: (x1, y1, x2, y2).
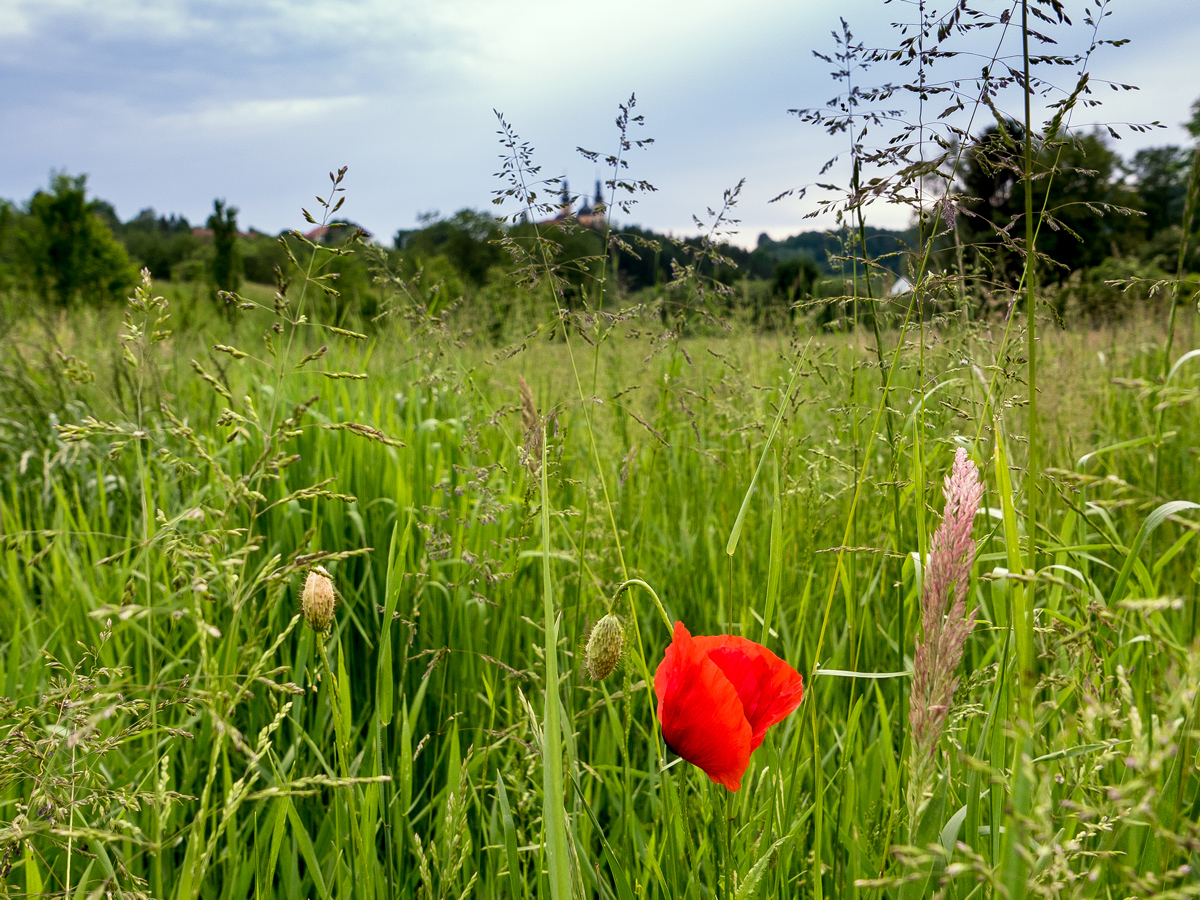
(585, 614, 624, 680)
(301, 566, 337, 633)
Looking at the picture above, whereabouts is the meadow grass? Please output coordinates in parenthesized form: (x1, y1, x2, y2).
(3, 12, 1200, 890)
(2, 268, 1200, 898)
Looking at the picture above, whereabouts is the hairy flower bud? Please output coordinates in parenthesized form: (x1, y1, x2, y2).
(301, 566, 337, 633)
(585, 614, 624, 680)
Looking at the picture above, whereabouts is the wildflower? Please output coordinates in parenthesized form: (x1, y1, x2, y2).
(654, 621, 804, 791)
(301, 565, 337, 633)
(907, 447, 983, 820)
(584, 613, 624, 680)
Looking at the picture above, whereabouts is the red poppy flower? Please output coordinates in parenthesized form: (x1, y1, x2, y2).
(654, 621, 804, 791)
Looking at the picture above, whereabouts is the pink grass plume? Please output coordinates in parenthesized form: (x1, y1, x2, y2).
(907, 447, 984, 825)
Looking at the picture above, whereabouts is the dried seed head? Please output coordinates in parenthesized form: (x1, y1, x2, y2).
(585, 614, 624, 680)
(518, 375, 542, 476)
(301, 565, 337, 633)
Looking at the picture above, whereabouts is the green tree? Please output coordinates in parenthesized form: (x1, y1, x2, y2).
(241, 233, 290, 285)
(394, 210, 507, 286)
(959, 126, 1140, 281)
(1128, 147, 1192, 239)
(772, 256, 821, 302)
(207, 199, 241, 298)
(18, 173, 136, 304)
(118, 208, 198, 281)
(0, 200, 14, 289)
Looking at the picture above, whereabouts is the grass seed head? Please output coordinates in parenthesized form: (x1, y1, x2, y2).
(519, 375, 542, 475)
(585, 613, 624, 680)
(301, 565, 337, 633)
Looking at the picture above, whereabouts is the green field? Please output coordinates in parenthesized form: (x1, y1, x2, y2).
(3, 249, 1200, 899)
(3, 9, 1200, 892)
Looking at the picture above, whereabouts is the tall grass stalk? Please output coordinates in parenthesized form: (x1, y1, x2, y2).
(539, 419, 572, 900)
(1021, 0, 1040, 698)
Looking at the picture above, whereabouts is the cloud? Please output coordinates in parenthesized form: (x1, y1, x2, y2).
(1, 0, 1197, 245)
(157, 95, 369, 135)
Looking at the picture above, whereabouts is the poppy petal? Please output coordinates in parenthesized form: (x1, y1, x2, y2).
(692, 635, 804, 751)
(655, 621, 751, 791)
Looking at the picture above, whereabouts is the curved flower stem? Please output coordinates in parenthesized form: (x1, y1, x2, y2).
(609, 578, 665, 749)
(610, 575, 683, 894)
(612, 578, 672, 633)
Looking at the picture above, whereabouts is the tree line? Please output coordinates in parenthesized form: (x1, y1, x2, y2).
(1, 101, 1196, 325)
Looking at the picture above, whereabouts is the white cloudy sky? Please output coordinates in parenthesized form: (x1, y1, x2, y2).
(2, 0, 1197, 247)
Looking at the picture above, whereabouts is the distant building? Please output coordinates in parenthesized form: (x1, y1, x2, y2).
(302, 222, 372, 243)
(189, 223, 368, 243)
(538, 180, 606, 229)
(191, 227, 260, 241)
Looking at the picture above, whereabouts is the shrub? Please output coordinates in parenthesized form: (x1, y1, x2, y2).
(16, 173, 136, 305)
(207, 199, 241, 300)
(1058, 256, 1170, 325)
(241, 233, 290, 285)
(118, 209, 198, 281)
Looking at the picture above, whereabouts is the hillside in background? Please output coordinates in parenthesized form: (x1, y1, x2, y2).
(1, 107, 1198, 327)
(750, 226, 916, 276)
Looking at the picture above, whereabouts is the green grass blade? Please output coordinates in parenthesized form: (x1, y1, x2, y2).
(1030, 742, 1108, 764)
(264, 797, 290, 893)
(761, 452, 783, 644)
(540, 429, 572, 900)
(286, 802, 333, 900)
(496, 774, 524, 900)
(726, 348, 807, 558)
(1109, 501, 1200, 603)
(734, 835, 791, 900)
(1076, 433, 1165, 469)
(568, 768, 636, 900)
(995, 423, 1032, 703)
(376, 518, 404, 726)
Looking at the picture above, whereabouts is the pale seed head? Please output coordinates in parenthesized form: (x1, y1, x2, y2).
(584, 613, 624, 680)
(301, 565, 337, 633)
(518, 375, 542, 476)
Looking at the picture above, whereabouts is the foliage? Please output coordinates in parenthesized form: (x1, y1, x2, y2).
(240, 232, 291, 286)
(207, 199, 241, 300)
(13, 173, 137, 305)
(771, 255, 821, 303)
(959, 125, 1142, 281)
(395, 210, 508, 287)
(118, 209, 200, 281)
(1128, 145, 1196, 240)
(0, 200, 15, 290)
(752, 226, 912, 276)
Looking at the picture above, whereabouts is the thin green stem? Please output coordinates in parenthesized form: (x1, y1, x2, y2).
(540, 422, 572, 900)
(1154, 144, 1200, 508)
(724, 787, 733, 900)
(1021, 0, 1038, 714)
